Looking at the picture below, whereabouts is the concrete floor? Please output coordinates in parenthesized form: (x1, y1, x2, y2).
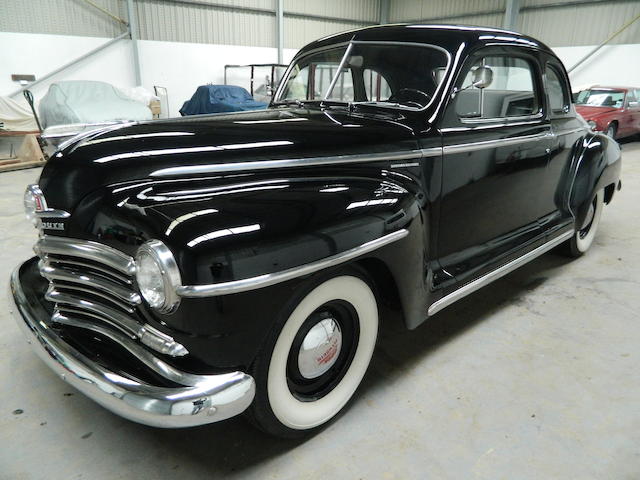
(1, 141, 639, 480)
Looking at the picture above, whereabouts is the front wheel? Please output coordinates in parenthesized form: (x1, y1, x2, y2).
(248, 271, 379, 437)
(565, 189, 604, 257)
(606, 123, 617, 139)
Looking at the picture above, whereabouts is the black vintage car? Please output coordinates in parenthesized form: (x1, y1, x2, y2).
(11, 25, 621, 437)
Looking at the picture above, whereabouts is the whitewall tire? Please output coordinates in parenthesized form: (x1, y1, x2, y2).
(567, 189, 604, 257)
(248, 271, 379, 437)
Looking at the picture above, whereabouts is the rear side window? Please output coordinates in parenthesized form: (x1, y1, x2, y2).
(455, 56, 539, 119)
(545, 65, 570, 114)
(363, 69, 392, 101)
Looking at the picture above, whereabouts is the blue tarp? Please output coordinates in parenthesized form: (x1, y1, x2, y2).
(179, 85, 267, 116)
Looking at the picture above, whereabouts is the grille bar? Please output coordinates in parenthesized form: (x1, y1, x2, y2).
(35, 236, 136, 276)
(39, 261, 141, 306)
(36, 235, 188, 357)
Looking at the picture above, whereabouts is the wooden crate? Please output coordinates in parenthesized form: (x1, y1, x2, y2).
(0, 132, 46, 173)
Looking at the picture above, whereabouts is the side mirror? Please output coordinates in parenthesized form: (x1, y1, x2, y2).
(629, 101, 639, 108)
(472, 66, 493, 89)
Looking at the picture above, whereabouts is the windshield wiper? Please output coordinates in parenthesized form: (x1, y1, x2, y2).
(272, 100, 305, 108)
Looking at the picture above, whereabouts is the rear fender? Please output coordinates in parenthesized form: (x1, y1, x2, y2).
(568, 133, 621, 228)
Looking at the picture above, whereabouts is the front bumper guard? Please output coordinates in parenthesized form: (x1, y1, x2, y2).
(9, 262, 255, 428)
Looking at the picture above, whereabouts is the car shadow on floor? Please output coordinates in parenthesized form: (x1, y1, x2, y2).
(90, 249, 574, 475)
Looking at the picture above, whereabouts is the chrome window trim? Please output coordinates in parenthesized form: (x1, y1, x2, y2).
(177, 228, 409, 298)
(428, 229, 574, 316)
(150, 150, 424, 177)
(460, 111, 544, 125)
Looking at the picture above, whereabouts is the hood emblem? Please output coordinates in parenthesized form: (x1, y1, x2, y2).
(41, 221, 65, 231)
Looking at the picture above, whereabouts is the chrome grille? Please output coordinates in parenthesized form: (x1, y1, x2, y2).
(35, 235, 188, 357)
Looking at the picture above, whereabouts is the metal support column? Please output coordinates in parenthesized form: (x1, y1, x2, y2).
(379, 0, 390, 24)
(503, 0, 521, 30)
(126, 0, 142, 86)
(276, 0, 284, 64)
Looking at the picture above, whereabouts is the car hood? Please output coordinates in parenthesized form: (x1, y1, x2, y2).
(39, 107, 419, 212)
(575, 105, 619, 119)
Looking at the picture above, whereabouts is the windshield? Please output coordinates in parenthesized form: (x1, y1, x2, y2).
(576, 89, 625, 108)
(274, 42, 449, 110)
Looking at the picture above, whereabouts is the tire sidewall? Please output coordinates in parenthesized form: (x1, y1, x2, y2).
(571, 189, 604, 255)
(248, 267, 379, 437)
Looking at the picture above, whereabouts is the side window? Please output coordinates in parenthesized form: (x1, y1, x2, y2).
(363, 69, 391, 101)
(545, 65, 570, 114)
(455, 56, 539, 119)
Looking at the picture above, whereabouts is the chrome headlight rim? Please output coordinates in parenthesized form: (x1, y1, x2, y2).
(587, 120, 597, 131)
(135, 239, 182, 314)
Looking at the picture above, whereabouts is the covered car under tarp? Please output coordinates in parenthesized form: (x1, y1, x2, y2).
(39, 80, 152, 129)
(179, 85, 267, 116)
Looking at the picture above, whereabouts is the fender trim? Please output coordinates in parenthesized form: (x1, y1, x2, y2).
(176, 229, 409, 298)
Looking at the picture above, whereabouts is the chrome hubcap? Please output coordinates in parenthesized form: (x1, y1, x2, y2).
(297, 318, 342, 379)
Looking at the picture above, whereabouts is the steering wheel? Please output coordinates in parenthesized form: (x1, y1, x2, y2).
(389, 88, 431, 108)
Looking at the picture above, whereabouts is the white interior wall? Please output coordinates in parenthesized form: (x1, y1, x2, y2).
(2, 31, 639, 118)
(552, 43, 640, 91)
(0, 32, 298, 118)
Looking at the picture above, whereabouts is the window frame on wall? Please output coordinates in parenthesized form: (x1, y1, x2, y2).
(442, 47, 545, 127)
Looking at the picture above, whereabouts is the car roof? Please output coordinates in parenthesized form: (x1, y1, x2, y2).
(296, 23, 554, 58)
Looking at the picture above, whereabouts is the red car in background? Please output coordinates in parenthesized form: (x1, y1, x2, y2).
(575, 86, 640, 140)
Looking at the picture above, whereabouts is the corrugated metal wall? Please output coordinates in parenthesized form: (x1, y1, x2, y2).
(520, 0, 640, 46)
(2, 0, 638, 48)
(0, 0, 379, 49)
(284, 0, 379, 48)
(0, 0, 127, 38)
(389, 0, 640, 47)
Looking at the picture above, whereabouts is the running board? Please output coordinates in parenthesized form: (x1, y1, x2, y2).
(427, 230, 574, 316)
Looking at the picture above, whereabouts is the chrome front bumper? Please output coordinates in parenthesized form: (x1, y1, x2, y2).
(9, 261, 255, 428)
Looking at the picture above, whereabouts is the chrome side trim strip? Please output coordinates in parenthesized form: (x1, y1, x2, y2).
(150, 150, 423, 177)
(177, 228, 409, 298)
(554, 126, 587, 136)
(10, 266, 255, 428)
(427, 230, 574, 316)
(443, 132, 552, 155)
(35, 235, 136, 276)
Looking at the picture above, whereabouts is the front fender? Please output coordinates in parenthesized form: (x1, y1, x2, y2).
(568, 132, 621, 228)
(64, 170, 424, 369)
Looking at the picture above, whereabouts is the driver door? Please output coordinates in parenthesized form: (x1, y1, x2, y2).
(437, 47, 552, 285)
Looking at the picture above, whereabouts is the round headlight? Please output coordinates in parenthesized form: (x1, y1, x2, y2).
(587, 120, 597, 130)
(135, 240, 182, 313)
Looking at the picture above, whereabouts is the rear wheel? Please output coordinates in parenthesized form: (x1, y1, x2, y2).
(248, 270, 379, 437)
(565, 189, 604, 257)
